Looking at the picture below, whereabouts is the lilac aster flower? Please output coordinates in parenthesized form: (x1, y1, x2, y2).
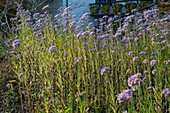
(47, 86, 51, 90)
(111, 50, 115, 54)
(133, 56, 139, 62)
(143, 70, 148, 74)
(1, 22, 6, 26)
(118, 59, 122, 62)
(145, 46, 150, 50)
(6, 39, 12, 43)
(105, 81, 109, 83)
(132, 85, 138, 91)
(42, 5, 49, 10)
(160, 46, 166, 51)
(35, 51, 40, 55)
(139, 51, 147, 55)
(151, 52, 158, 55)
(75, 58, 81, 63)
(19, 73, 25, 76)
(49, 46, 56, 53)
(77, 93, 81, 97)
(26, 45, 31, 50)
(143, 59, 149, 64)
(54, 59, 60, 63)
(147, 87, 153, 90)
(134, 37, 139, 41)
(69, 101, 72, 103)
(101, 67, 109, 75)
(128, 51, 134, 56)
(150, 60, 157, 67)
(41, 37, 47, 40)
(152, 70, 156, 74)
(40, 47, 44, 50)
(161, 40, 167, 44)
(102, 51, 105, 54)
(41, 67, 44, 69)
(64, 52, 68, 55)
(164, 61, 169, 65)
(12, 39, 20, 48)
(142, 78, 147, 83)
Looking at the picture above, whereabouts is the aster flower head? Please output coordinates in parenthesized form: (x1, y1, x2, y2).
(35, 51, 40, 55)
(49, 46, 56, 53)
(132, 85, 138, 91)
(143, 70, 148, 74)
(111, 50, 115, 54)
(133, 56, 139, 62)
(152, 69, 156, 74)
(64, 52, 68, 55)
(41, 37, 47, 40)
(147, 87, 153, 90)
(160, 46, 166, 51)
(142, 78, 147, 83)
(19, 73, 25, 76)
(128, 51, 134, 56)
(42, 5, 49, 10)
(101, 67, 109, 75)
(69, 101, 72, 103)
(75, 58, 81, 63)
(26, 45, 31, 50)
(150, 60, 157, 67)
(105, 81, 109, 83)
(77, 93, 81, 97)
(143, 59, 149, 64)
(102, 51, 105, 54)
(12, 39, 20, 48)
(47, 86, 51, 90)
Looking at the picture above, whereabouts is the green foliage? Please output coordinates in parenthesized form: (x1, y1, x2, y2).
(101, 5, 110, 14)
(139, 1, 151, 8)
(112, 4, 123, 15)
(125, 3, 137, 13)
(2, 7, 170, 113)
(90, 6, 100, 14)
(157, 3, 170, 18)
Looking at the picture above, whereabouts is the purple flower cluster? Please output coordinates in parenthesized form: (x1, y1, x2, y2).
(162, 88, 170, 97)
(128, 73, 142, 87)
(117, 89, 133, 103)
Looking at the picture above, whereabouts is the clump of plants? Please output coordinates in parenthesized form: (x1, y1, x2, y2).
(112, 4, 123, 15)
(90, 5, 100, 14)
(101, 5, 110, 14)
(157, 1, 170, 18)
(139, 1, 151, 8)
(2, 3, 170, 113)
(125, 2, 137, 13)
